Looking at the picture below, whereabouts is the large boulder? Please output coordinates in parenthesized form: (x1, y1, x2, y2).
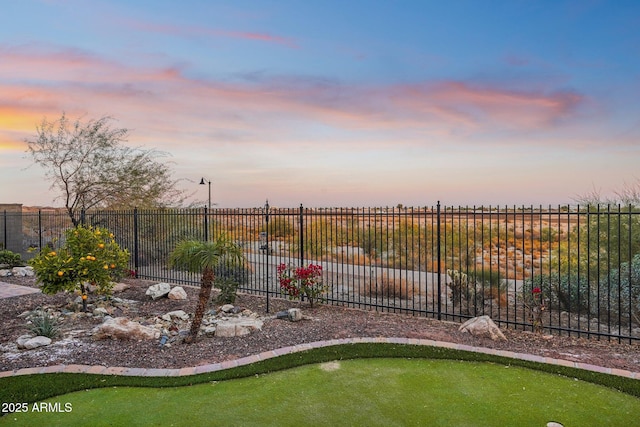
(145, 283, 171, 300)
(458, 315, 507, 341)
(168, 286, 188, 300)
(92, 317, 159, 340)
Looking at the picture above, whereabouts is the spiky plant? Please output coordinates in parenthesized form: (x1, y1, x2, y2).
(27, 309, 61, 339)
(168, 234, 244, 343)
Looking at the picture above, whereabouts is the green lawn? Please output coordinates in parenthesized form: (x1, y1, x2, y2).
(3, 358, 639, 427)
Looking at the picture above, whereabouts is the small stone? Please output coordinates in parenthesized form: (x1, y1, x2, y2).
(220, 304, 234, 313)
(287, 308, 303, 322)
(0, 269, 11, 277)
(93, 307, 109, 317)
(163, 310, 189, 321)
(12, 266, 34, 277)
(145, 283, 171, 300)
(168, 286, 188, 300)
(16, 334, 32, 349)
(547, 422, 564, 427)
(112, 282, 131, 293)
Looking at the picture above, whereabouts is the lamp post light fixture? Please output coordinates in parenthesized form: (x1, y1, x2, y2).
(199, 177, 211, 210)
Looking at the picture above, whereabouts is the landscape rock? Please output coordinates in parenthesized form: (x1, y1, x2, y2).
(17, 335, 52, 349)
(220, 304, 235, 313)
(168, 286, 188, 300)
(214, 317, 263, 337)
(161, 310, 190, 321)
(459, 315, 507, 341)
(0, 269, 11, 277)
(145, 282, 171, 300)
(11, 267, 34, 277)
(276, 308, 303, 322)
(112, 282, 131, 293)
(93, 307, 109, 317)
(91, 317, 160, 340)
(16, 334, 32, 349)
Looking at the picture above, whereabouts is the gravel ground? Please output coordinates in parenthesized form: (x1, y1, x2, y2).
(1, 276, 639, 373)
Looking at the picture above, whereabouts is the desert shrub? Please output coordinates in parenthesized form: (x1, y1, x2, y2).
(523, 273, 590, 314)
(214, 278, 239, 304)
(27, 309, 61, 339)
(264, 217, 294, 238)
(0, 249, 22, 267)
(469, 269, 507, 300)
(604, 253, 640, 325)
(212, 262, 251, 304)
(358, 227, 388, 258)
(447, 269, 508, 315)
(364, 273, 420, 300)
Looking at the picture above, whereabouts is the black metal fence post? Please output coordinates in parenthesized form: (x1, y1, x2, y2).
(38, 209, 42, 251)
(2, 210, 6, 250)
(299, 204, 304, 266)
(203, 207, 209, 242)
(437, 201, 442, 320)
(133, 207, 139, 278)
(265, 200, 270, 313)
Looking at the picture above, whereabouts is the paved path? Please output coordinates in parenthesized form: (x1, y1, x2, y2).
(0, 281, 637, 381)
(0, 282, 40, 299)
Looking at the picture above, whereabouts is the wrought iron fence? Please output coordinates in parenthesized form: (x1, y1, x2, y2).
(3, 203, 640, 343)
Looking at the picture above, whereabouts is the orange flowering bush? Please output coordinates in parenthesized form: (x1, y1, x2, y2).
(29, 225, 130, 297)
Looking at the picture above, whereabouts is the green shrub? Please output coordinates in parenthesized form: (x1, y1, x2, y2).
(523, 274, 590, 314)
(214, 278, 239, 304)
(605, 253, 640, 325)
(29, 225, 130, 297)
(27, 309, 61, 339)
(0, 249, 22, 267)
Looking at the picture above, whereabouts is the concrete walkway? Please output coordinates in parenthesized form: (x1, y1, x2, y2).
(0, 281, 637, 381)
(0, 282, 41, 299)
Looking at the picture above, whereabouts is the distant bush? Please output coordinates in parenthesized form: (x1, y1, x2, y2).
(364, 273, 421, 300)
(0, 249, 23, 267)
(523, 273, 590, 314)
(605, 253, 640, 325)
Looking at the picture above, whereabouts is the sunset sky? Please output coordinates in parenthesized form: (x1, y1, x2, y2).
(1, 0, 639, 208)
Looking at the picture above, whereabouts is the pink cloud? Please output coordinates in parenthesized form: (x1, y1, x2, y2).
(125, 19, 299, 48)
(0, 45, 589, 153)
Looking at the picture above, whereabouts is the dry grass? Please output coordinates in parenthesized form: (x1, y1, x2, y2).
(362, 273, 423, 300)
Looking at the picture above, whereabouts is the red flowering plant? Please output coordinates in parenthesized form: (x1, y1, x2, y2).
(277, 263, 327, 308)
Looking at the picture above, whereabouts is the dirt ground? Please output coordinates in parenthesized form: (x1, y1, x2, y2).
(1, 276, 639, 373)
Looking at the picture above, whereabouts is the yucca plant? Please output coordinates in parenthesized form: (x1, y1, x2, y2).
(168, 234, 245, 343)
(27, 309, 61, 339)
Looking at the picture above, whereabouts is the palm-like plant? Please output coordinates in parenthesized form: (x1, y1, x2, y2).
(168, 234, 245, 343)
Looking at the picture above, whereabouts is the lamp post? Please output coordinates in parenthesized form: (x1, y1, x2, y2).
(199, 177, 211, 210)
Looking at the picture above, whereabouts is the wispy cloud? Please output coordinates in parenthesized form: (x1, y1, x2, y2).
(124, 18, 299, 48)
(0, 44, 590, 154)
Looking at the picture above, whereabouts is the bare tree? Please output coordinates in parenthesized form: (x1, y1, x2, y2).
(574, 180, 640, 207)
(27, 113, 186, 225)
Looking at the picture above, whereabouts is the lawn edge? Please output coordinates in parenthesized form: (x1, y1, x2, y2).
(1, 341, 639, 408)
